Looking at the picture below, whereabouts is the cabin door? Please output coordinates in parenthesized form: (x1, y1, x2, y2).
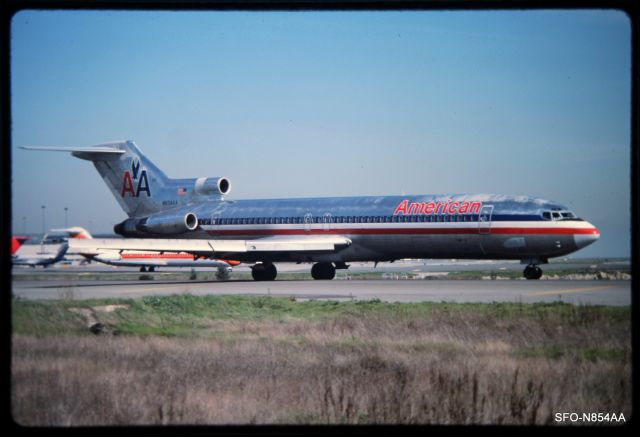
(323, 213, 332, 231)
(304, 213, 313, 232)
(478, 205, 493, 235)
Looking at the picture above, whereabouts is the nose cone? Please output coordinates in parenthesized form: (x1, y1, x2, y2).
(574, 223, 600, 249)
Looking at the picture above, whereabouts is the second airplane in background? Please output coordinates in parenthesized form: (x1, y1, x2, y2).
(23, 141, 600, 280)
(82, 249, 238, 272)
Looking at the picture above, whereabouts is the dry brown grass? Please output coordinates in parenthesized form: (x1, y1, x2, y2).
(12, 308, 631, 426)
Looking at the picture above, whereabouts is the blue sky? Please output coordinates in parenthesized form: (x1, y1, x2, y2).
(11, 10, 631, 257)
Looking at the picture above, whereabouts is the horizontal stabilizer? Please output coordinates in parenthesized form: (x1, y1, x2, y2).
(22, 143, 126, 161)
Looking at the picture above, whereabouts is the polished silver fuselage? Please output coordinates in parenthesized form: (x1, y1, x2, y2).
(144, 194, 599, 264)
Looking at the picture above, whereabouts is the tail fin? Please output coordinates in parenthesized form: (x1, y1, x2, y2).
(23, 140, 231, 219)
(22, 141, 171, 217)
(11, 236, 30, 255)
(51, 242, 69, 264)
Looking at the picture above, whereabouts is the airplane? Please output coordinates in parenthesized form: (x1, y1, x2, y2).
(12, 242, 69, 268)
(13, 224, 234, 272)
(22, 140, 600, 280)
(80, 249, 239, 272)
(13, 226, 93, 266)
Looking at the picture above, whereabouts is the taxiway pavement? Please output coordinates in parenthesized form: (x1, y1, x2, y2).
(12, 278, 630, 306)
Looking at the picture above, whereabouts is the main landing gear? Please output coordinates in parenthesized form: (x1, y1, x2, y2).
(251, 262, 277, 281)
(523, 265, 543, 280)
(311, 262, 336, 280)
(250, 262, 347, 281)
(139, 266, 156, 272)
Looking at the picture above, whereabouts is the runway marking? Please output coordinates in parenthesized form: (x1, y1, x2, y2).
(527, 285, 616, 297)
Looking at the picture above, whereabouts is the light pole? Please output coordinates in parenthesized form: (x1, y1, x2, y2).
(41, 205, 46, 253)
(64, 207, 68, 228)
(41, 205, 46, 236)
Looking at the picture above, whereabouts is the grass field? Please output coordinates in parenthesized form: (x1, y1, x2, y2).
(11, 295, 631, 425)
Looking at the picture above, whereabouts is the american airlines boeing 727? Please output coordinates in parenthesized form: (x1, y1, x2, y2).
(23, 141, 600, 280)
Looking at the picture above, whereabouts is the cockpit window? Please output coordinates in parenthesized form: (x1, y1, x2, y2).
(543, 210, 582, 221)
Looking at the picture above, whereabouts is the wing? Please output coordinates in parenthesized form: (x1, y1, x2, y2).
(70, 235, 352, 259)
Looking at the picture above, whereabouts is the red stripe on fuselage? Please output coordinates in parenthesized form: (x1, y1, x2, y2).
(205, 227, 598, 236)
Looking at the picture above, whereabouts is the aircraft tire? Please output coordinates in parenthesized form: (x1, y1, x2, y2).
(140, 266, 147, 272)
(251, 263, 277, 281)
(524, 265, 543, 280)
(311, 262, 336, 280)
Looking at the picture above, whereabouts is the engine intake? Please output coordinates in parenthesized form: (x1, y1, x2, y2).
(184, 212, 198, 230)
(193, 177, 231, 196)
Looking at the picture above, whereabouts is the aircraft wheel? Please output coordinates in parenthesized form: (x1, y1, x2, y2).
(251, 263, 277, 281)
(524, 265, 542, 280)
(149, 266, 155, 272)
(311, 262, 336, 280)
(140, 266, 147, 272)
(534, 266, 543, 279)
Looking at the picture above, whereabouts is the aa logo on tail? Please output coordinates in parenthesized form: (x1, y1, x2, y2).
(121, 159, 151, 197)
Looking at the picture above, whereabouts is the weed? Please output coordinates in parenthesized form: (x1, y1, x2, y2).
(11, 296, 631, 425)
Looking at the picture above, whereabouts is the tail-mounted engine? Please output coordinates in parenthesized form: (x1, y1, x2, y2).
(114, 211, 198, 237)
(193, 177, 231, 196)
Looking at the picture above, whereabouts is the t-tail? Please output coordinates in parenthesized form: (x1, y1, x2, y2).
(22, 141, 231, 220)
